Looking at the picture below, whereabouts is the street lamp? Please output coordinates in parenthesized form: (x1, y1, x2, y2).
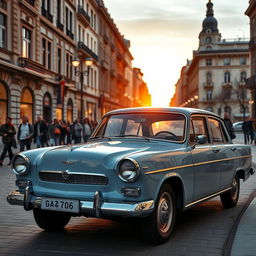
(72, 57, 93, 121)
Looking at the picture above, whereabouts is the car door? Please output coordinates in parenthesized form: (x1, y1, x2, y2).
(208, 117, 239, 190)
(190, 115, 221, 200)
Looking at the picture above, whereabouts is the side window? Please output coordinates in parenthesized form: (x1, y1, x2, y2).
(208, 118, 224, 143)
(189, 120, 196, 143)
(191, 117, 209, 143)
(125, 120, 142, 136)
(104, 118, 123, 136)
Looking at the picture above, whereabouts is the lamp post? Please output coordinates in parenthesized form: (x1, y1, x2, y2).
(72, 57, 93, 121)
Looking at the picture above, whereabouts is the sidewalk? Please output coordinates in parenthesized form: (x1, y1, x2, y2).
(231, 133, 256, 256)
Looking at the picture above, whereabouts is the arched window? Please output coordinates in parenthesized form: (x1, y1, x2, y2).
(0, 81, 8, 125)
(224, 72, 231, 83)
(67, 98, 73, 123)
(240, 71, 247, 82)
(205, 37, 212, 43)
(20, 87, 34, 123)
(43, 92, 52, 123)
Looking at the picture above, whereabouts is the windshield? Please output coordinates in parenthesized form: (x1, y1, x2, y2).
(92, 112, 186, 142)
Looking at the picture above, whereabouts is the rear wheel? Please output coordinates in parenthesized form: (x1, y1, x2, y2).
(220, 175, 240, 208)
(33, 209, 71, 231)
(140, 184, 176, 244)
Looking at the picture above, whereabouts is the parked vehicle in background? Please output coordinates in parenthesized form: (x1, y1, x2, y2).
(7, 107, 254, 244)
(233, 121, 243, 132)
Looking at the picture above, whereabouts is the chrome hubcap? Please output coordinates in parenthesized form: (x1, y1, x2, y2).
(157, 192, 173, 234)
(231, 177, 238, 200)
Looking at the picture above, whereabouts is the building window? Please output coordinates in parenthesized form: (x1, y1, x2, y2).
(206, 90, 212, 100)
(224, 71, 231, 83)
(41, 37, 52, 70)
(206, 72, 212, 83)
(57, 48, 61, 74)
(206, 58, 212, 66)
(0, 81, 8, 125)
(0, 12, 6, 48)
(22, 27, 32, 58)
(205, 36, 212, 43)
(20, 87, 34, 123)
(86, 102, 96, 121)
(223, 58, 231, 65)
(240, 57, 247, 65)
(65, 6, 73, 39)
(65, 52, 73, 79)
(57, 0, 61, 21)
(240, 71, 247, 82)
(0, 1, 7, 10)
(41, 0, 53, 22)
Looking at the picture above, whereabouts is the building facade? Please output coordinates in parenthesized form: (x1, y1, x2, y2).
(245, 0, 256, 117)
(170, 0, 251, 121)
(0, 0, 150, 127)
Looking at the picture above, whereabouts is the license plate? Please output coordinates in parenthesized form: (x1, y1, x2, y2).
(41, 198, 79, 213)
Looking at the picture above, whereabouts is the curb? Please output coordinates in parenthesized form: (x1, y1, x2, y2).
(222, 185, 256, 256)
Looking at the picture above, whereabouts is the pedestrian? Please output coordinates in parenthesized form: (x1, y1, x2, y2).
(60, 120, 67, 145)
(248, 118, 254, 144)
(223, 112, 235, 140)
(71, 119, 83, 144)
(48, 119, 62, 146)
(66, 121, 72, 145)
(0, 117, 16, 167)
(242, 119, 250, 144)
(83, 118, 92, 142)
(17, 116, 34, 152)
(34, 116, 48, 148)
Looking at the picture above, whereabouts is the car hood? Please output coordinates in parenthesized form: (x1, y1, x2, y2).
(37, 139, 182, 173)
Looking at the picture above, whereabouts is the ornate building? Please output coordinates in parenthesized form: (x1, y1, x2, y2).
(0, 0, 150, 127)
(170, 0, 251, 121)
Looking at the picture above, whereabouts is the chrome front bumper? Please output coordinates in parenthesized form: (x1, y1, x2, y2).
(7, 187, 155, 218)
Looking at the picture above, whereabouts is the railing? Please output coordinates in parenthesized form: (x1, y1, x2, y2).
(78, 41, 98, 61)
(41, 7, 53, 22)
(203, 81, 214, 88)
(66, 29, 74, 40)
(56, 20, 64, 31)
(77, 5, 90, 25)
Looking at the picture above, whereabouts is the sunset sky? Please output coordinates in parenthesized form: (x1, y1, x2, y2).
(105, 0, 250, 107)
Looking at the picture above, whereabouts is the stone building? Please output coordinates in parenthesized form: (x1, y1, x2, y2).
(245, 0, 256, 117)
(170, 0, 251, 121)
(0, 0, 150, 127)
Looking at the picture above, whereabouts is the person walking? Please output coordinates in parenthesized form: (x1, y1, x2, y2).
(223, 112, 235, 140)
(71, 120, 83, 144)
(242, 119, 250, 144)
(48, 119, 62, 146)
(34, 116, 48, 148)
(0, 117, 16, 167)
(83, 118, 92, 142)
(17, 116, 34, 152)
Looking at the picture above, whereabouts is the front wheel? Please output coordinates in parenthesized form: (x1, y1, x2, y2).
(220, 175, 240, 208)
(140, 184, 176, 244)
(33, 209, 71, 231)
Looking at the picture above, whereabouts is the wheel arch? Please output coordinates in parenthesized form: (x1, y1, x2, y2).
(160, 176, 185, 212)
(235, 168, 245, 180)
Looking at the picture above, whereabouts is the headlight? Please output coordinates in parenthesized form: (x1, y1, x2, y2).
(118, 159, 140, 183)
(12, 154, 30, 175)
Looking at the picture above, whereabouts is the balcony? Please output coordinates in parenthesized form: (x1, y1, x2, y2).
(77, 41, 98, 61)
(19, 57, 46, 74)
(56, 20, 64, 31)
(222, 82, 233, 87)
(77, 5, 90, 26)
(66, 29, 74, 40)
(203, 81, 214, 88)
(41, 7, 53, 23)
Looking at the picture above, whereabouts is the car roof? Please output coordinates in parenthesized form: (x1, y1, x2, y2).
(106, 107, 221, 119)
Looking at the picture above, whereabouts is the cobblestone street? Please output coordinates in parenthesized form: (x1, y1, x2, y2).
(0, 133, 255, 256)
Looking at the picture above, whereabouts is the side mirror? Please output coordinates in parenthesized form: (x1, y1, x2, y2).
(196, 135, 207, 144)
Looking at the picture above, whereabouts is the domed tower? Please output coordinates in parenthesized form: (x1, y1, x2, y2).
(199, 0, 221, 49)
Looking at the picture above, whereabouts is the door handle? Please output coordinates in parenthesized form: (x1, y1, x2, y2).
(213, 149, 220, 153)
(231, 147, 237, 151)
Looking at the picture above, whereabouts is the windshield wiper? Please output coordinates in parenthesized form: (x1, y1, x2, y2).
(112, 135, 150, 141)
(89, 136, 112, 141)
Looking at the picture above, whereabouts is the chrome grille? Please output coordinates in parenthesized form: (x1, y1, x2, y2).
(39, 171, 109, 185)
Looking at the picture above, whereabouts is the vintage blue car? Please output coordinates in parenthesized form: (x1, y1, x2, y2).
(7, 108, 254, 244)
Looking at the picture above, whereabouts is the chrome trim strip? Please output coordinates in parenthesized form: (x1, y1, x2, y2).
(145, 155, 251, 175)
(6, 190, 155, 217)
(39, 170, 108, 178)
(185, 187, 232, 208)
